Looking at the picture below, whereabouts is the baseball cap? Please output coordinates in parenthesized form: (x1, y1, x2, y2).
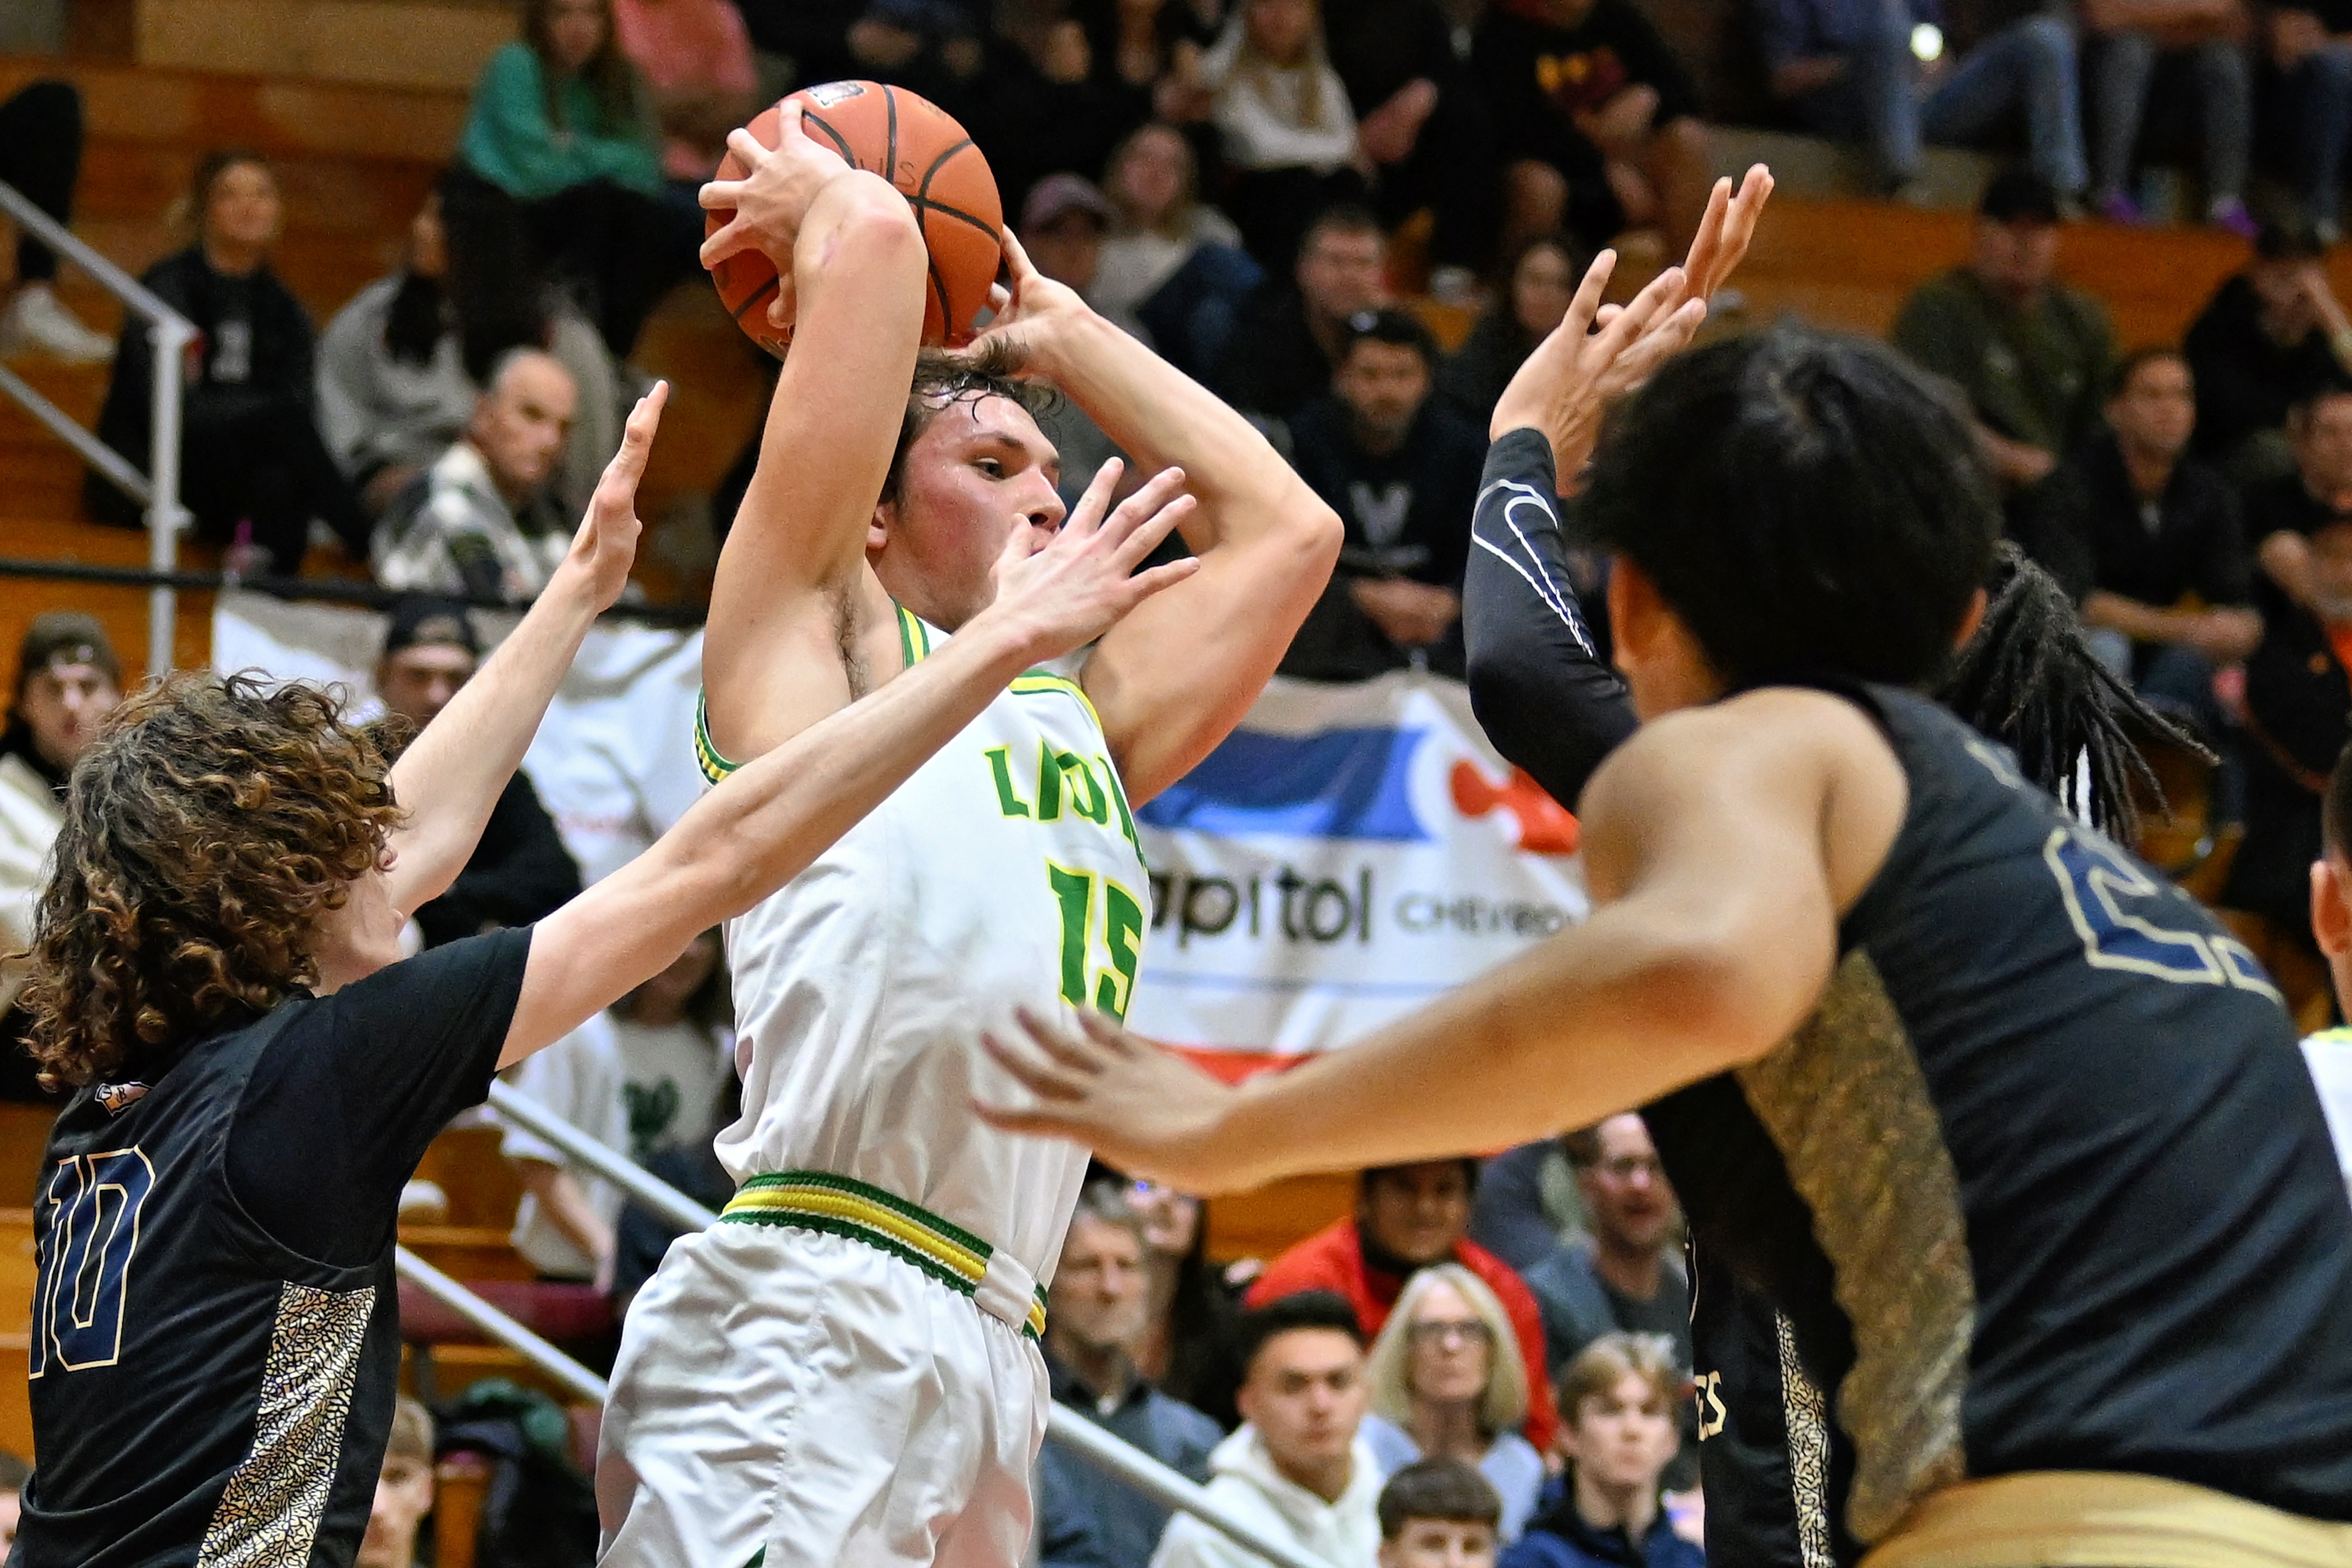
(1021, 173, 1115, 235)
(380, 596, 480, 660)
(1980, 168, 2060, 226)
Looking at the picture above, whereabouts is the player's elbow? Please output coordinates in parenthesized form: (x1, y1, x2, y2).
(1287, 494, 1345, 573)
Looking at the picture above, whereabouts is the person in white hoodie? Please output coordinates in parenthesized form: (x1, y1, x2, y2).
(1154, 1290, 1385, 1568)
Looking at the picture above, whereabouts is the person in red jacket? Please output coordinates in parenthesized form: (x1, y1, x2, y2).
(1249, 1159, 1561, 1450)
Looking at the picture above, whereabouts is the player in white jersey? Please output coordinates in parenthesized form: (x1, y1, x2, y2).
(596, 106, 1341, 1568)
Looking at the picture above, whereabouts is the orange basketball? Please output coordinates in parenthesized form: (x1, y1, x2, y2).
(705, 81, 1003, 357)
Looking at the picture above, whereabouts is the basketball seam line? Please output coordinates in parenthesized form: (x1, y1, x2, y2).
(806, 113, 856, 168)
(884, 85, 900, 184)
(906, 195, 999, 241)
(914, 136, 971, 334)
(731, 273, 780, 326)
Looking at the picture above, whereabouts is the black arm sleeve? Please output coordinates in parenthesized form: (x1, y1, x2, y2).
(1461, 428, 1639, 807)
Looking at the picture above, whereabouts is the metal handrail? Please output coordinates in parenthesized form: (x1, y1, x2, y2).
(482, 1083, 1340, 1568)
(0, 178, 195, 680)
(393, 1246, 609, 1404)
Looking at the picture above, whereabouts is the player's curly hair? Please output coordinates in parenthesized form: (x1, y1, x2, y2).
(885, 342, 1059, 506)
(19, 671, 404, 1090)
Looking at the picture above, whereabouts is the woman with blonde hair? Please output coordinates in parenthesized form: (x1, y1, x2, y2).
(1195, 0, 1367, 265)
(1362, 1262, 1547, 1541)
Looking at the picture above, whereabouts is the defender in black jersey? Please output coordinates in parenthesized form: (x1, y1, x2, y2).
(6, 384, 1200, 1568)
(981, 232, 2352, 1562)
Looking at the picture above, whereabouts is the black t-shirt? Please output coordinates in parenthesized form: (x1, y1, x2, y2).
(2017, 433, 2251, 608)
(2183, 275, 2345, 461)
(1324, 0, 1462, 115)
(1208, 285, 1336, 423)
(2241, 468, 2352, 543)
(414, 771, 582, 950)
(1472, 0, 1700, 166)
(18, 928, 533, 1566)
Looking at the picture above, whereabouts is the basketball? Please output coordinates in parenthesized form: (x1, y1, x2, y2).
(705, 81, 1004, 357)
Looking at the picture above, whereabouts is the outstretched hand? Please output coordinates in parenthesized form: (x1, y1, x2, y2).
(976, 1006, 1256, 1192)
(976, 457, 1203, 666)
(699, 102, 857, 282)
(1488, 163, 1775, 480)
(560, 380, 667, 610)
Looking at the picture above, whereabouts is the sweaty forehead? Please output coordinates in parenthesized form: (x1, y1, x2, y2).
(918, 392, 1057, 462)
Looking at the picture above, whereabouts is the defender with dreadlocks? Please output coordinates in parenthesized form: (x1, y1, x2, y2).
(9, 382, 1199, 1568)
(980, 206, 2352, 1566)
(595, 108, 1338, 1568)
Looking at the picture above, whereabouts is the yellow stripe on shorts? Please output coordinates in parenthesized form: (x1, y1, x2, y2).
(722, 1171, 1048, 1339)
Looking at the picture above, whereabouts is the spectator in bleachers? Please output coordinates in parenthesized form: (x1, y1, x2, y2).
(1037, 1181, 1225, 1568)
(2219, 516, 2352, 949)
(1361, 1265, 1546, 1541)
(1437, 234, 1582, 423)
(1500, 1336, 1697, 1568)
(444, 0, 699, 363)
(1128, 1178, 1250, 1431)
(1211, 203, 1390, 423)
(317, 190, 481, 518)
(90, 150, 373, 576)
(0, 614, 119, 1017)
(0, 81, 112, 363)
(1378, 1458, 1504, 1568)
(1325, 0, 1504, 296)
(2246, 382, 2352, 600)
(1197, 0, 1369, 268)
(371, 596, 582, 950)
(1249, 1160, 1561, 1450)
(375, 349, 580, 601)
(1093, 123, 1262, 379)
(964, 15, 1141, 221)
(1757, 0, 2088, 204)
(2185, 219, 2352, 479)
(613, 0, 760, 199)
(1891, 168, 2116, 494)
(2081, 0, 2253, 232)
(2263, 0, 2352, 243)
(1468, 1137, 1588, 1275)
(1281, 309, 1482, 680)
(725, 0, 860, 86)
(1151, 1292, 1385, 1568)
(1518, 1118, 1690, 1381)
(1473, 0, 1711, 259)
(501, 1008, 629, 1283)
(356, 1397, 435, 1568)
(2019, 349, 2260, 741)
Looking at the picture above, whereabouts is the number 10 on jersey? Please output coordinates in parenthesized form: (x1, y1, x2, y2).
(1049, 862, 1144, 1021)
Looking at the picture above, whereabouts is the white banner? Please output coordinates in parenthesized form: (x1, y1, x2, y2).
(211, 598, 1584, 1062)
(1128, 672, 1587, 1064)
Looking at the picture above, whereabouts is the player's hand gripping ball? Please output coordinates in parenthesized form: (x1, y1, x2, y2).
(704, 81, 1003, 357)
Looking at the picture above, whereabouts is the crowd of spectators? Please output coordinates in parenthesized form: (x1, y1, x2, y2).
(16, 0, 2352, 1562)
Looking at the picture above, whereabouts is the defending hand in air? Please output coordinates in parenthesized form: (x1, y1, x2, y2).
(972, 456, 1202, 666)
(977, 1006, 1262, 1193)
(554, 380, 667, 611)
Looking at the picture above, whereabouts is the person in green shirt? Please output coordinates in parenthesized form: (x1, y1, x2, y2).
(1890, 168, 2116, 497)
(440, 0, 697, 365)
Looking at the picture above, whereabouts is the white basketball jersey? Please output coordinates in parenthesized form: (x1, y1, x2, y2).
(699, 607, 1152, 1281)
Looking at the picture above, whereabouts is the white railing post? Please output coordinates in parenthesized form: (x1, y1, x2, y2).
(393, 1247, 610, 1404)
(145, 317, 193, 680)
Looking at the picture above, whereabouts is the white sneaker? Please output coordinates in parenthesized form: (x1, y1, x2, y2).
(0, 283, 115, 363)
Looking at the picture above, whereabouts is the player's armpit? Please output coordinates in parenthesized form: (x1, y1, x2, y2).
(703, 172, 927, 767)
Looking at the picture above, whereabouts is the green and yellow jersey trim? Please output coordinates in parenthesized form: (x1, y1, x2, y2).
(695, 691, 739, 785)
(720, 1170, 1048, 1339)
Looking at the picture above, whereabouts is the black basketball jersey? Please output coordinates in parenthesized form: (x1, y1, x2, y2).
(1646, 683, 2352, 1546)
(13, 928, 530, 1567)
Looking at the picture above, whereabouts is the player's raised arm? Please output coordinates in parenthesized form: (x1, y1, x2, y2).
(700, 106, 930, 765)
(383, 383, 667, 917)
(971, 233, 1343, 805)
(975, 691, 1905, 1190)
(500, 471, 1200, 1066)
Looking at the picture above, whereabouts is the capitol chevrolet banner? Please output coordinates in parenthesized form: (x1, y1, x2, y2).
(212, 595, 1586, 1063)
(1127, 671, 1588, 1069)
